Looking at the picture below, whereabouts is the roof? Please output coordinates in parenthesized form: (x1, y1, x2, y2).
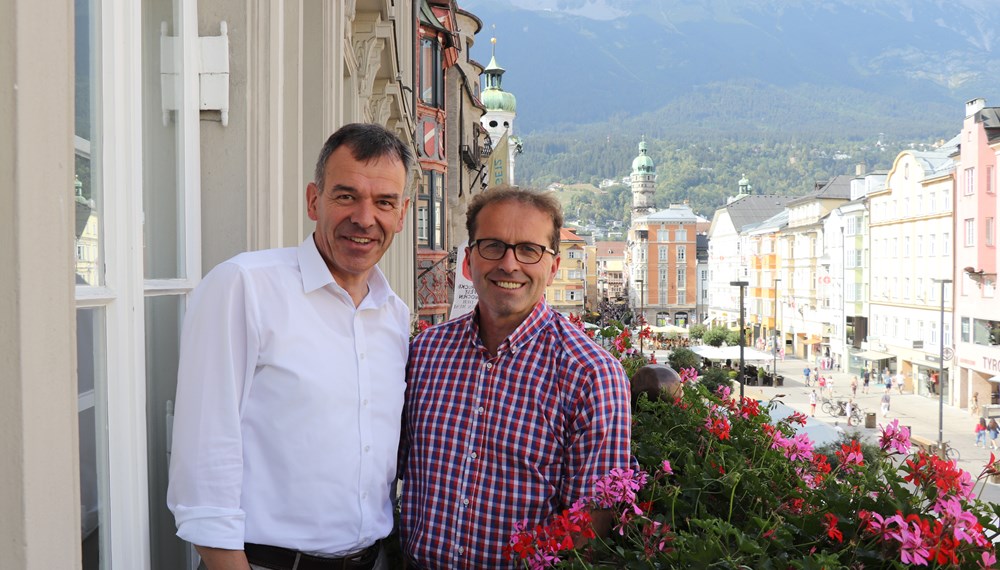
(636, 203, 707, 224)
(786, 174, 853, 207)
(976, 107, 1000, 131)
(907, 135, 959, 179)
(722, 194, 793, 233)
(560, 228, 585, 243)
(744, 209, 789, 235)
(595, 241, 626, 256)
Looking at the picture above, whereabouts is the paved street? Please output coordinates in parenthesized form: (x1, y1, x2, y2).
(653, 351, 1000, 503)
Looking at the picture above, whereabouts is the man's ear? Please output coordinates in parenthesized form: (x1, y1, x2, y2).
(306, 182, 320, 222)
(462, 247, 473, 279)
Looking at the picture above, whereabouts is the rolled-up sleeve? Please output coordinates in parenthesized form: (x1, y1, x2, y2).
(167, 262, 259, 549)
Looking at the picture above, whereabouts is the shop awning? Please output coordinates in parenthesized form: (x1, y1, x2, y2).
(801, 336, 822, 345)
(988, 375, 1000, 384)
(854, 350, 895, 361)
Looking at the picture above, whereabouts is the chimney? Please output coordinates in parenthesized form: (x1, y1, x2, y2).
(966, 97, 986, 117)
(855, 163, 866, 176)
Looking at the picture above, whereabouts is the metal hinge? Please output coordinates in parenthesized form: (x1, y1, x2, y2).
(160, 21, 230, 126)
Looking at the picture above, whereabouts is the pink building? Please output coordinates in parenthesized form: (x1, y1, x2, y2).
(953, 98, 1000, 414)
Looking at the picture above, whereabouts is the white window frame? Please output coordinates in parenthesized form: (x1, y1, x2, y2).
(75, 1, 203, 567)
(965, 167, 976, 196)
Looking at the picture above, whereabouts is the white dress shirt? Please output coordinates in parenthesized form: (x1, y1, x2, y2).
(167, 236, 409, 555)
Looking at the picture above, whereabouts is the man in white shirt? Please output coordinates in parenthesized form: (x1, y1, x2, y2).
(168, 123, 413, 570)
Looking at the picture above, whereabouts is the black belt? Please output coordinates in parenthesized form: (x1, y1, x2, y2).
(244, 541, 380, 570)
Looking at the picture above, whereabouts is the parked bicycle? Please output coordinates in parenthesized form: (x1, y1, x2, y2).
(822, 397, 863, 425)
(931, 440, 961, 462)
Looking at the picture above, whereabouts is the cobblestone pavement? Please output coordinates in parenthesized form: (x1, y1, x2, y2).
(652, 351, 1000, 503)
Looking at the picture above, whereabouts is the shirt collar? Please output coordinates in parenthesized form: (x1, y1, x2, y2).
(470, 299, 554, 353)
(297, 235, 397, 308)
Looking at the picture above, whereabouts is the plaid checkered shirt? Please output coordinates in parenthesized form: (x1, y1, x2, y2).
(400, 301, 632, 569)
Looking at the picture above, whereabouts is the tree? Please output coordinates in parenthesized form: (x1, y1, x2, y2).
(702, 326, 728, 347)
(688, 323, 707, 340)
(725, 329, 741, 346)
(668, 347, 700, 372)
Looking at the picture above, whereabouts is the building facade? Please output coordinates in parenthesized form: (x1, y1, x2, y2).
(868, 146, 956, 393)
(630, 205, 704, 327)
(596, 241, 627, 302)
(777, 176, 850, 361)
(953, 98, 1000, 414)
(706, 189, 790, 330)
(547, 228, 588, 315)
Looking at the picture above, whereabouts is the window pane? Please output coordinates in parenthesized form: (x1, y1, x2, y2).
(78, 308, 108, 570)
(142, 0, 183, 279)
(75, 0, 104, 287)
(144, 295, 191, 568)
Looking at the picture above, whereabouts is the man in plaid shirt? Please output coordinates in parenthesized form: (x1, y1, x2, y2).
(399, 186, 632, 569)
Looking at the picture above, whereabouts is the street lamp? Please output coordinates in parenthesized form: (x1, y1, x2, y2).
(773, 278, 781, 379)
(932, 278, 951, 449)
(731, 280, 749, 399)
(636, 279, 644, 354)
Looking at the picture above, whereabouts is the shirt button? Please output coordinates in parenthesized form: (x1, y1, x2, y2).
(470, 451, 477, 459)
(457, 546, 464, 555)
(364, 445, 371, 453)
(477, 406, 485, 414)
(463, 498, 470, 506)
(485, 362, 492, 369)
(360, 353, 366, 360)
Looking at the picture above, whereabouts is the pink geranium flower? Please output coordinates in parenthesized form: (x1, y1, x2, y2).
(878, 419, 911, 455)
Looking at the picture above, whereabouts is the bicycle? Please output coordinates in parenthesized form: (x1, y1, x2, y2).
(823, 398, 863, 425)
(930, 441, 961, 462)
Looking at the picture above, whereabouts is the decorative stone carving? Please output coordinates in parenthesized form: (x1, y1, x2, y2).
(369, 94, 392, 125)
(353, 35, 384, 99)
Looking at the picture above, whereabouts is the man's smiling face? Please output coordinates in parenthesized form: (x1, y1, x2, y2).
(307, 145, 409, 290)
(464, 200, 559, 328)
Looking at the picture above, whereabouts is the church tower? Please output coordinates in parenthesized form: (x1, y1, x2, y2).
(480, 36, 518, 185)
(631, 137, 656, 218)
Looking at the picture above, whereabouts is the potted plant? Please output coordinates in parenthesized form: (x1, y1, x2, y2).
(504, 373, 1000, 569)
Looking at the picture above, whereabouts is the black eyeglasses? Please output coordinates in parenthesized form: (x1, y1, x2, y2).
(469, 239, 556, 264)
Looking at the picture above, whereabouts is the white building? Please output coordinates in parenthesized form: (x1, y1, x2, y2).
(706, 187, 790, 328)
(778, 176, 851, 361)
(867, 143, 956, 394)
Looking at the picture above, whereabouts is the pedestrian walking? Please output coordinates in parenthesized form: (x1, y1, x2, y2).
(850, 376, 858, 398)
(818, 375, 827, 396)
(803, 366, 811, 386)
(862, 369, 870, 394)
(883, 368, 892, 391)
(975, 418, 988, 447)
(846, 399, 855, 427)
(989, 418, 1000, 451)
(826, 376, 835, 399)
(809, 390, 818, 417)
(880, 391, 891, 417)
(972, 392, 980, 417)
(895, 371, 905, 395)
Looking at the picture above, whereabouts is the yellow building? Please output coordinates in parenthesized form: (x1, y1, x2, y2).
(547, 228, 588, 315)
